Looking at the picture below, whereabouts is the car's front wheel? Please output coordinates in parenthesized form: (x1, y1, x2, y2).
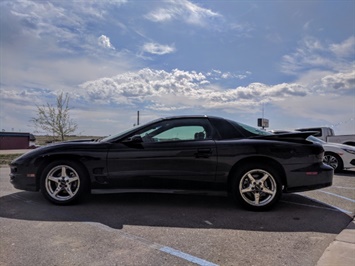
(231, 163, 282, 211)
(40, 161, 89, 205)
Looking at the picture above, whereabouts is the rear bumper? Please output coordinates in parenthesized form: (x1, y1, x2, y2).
(284, 162, 334, 193)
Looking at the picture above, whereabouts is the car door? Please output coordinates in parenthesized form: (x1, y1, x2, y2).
(106, 118, 217, 186)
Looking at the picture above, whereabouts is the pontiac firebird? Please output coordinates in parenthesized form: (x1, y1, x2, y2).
(9, 116, 333, 211)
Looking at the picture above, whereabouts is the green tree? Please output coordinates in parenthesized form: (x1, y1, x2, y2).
(31, 92, 78, 141)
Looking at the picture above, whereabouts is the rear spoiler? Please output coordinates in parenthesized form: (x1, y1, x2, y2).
(250, 131, 317, 142)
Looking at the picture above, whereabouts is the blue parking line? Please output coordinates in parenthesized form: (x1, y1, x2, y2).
(319, 190, 355, 203)
(160, 246, 219, 266)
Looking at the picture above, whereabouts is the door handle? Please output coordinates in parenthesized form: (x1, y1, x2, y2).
(195, 148, 212, 158)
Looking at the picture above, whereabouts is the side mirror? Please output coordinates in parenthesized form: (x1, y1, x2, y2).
(124, 135, 143, 144)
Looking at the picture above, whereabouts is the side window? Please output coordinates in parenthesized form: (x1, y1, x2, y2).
(133, 119, 212, 143)
(155, 126, 205, 142)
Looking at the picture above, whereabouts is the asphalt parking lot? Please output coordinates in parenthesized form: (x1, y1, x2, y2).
(0, 166, 354, 266)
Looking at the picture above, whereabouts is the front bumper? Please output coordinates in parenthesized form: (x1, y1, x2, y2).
(9, 164, 38, 191)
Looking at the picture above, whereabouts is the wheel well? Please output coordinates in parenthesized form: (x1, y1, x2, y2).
(35, 155, 91, 190)
(227, 156, 287, 191)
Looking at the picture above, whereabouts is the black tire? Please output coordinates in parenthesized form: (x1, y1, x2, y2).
(323, 152, 343, 172)
(231, 163, 282, 211)
(40, 160, 89, 205)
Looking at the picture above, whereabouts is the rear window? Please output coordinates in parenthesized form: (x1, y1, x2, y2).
(209, 117, 245, 139)
(209, 117, 271, 139)
(227, 120, 272, 137)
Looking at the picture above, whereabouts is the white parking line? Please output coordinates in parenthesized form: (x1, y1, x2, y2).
(294, 194, 353, 215)
(319, 190, 355, 203)
(332, 186, 355, 190)
(282, 199, 352, 214)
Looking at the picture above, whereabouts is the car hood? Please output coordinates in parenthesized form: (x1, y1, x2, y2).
(11, 139, 101, 162)
(323, 142, 355, 150)
(41, 139, 100, 150)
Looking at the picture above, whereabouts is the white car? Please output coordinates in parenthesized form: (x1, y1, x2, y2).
(307, 136, 355, 172)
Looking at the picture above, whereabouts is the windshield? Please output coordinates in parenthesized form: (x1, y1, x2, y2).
(100, 118, 162, 142)
(100, 127, 136, 142)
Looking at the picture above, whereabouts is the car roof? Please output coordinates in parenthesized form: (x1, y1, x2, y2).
(160, 115, 224, 121)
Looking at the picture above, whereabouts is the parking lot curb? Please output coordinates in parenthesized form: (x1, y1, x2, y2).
(316, 218, 355, 266)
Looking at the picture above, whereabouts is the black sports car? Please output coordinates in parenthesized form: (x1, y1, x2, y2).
(9, 115, 333, 210)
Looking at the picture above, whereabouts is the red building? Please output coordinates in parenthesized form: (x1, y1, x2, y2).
(0, 132, 36, 150)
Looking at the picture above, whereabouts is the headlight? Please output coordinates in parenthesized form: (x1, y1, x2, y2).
(343, 148, 355, 155)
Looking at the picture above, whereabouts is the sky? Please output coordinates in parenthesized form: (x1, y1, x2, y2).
(0, 0, 354, 136)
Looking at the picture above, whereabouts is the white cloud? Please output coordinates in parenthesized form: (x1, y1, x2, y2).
(2, 67, 353, 135)
(145, 0, 221, 26)
(1, 0, 127, 57)
(98, 35, 115, 49)
(0, 1, 137, 93)
(281, 36, 354, 75)
(78, 68, 313, 112)
(74, 67, 354, 127)
(142, 42, 175, 55)
(230, 22, 254, 37)
(207, 70, 251, 80)
(320, 71, 355, 91)
(330, 36, 355, 58)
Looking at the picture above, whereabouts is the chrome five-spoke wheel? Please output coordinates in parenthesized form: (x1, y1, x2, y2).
(40, 161, 88, 205)
(45, 165, 80, 202)
(232, 163, 282, 211)
(239, 169, 277, 207)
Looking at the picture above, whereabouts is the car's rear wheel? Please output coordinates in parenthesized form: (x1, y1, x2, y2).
(323, 152, 343, 172)
(231, 163, 282, 211)
(40, 160, 89, 205)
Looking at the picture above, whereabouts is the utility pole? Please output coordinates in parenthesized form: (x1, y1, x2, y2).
(257, 102, 269, 130)
(137, 111, 140, 126)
